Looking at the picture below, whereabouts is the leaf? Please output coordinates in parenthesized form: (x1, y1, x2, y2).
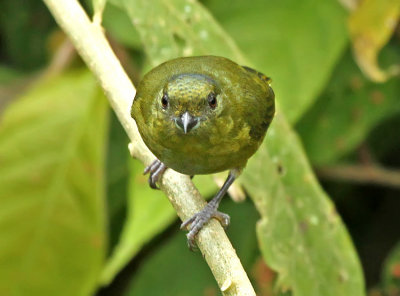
(382, 242, 400, 295)
(241, 113, 365, 296)
(0, 70, 108, 296)
(110, 0, 246, 67)
(297, 47, 400, 166)
(109, 0, 365, 294)
(105, 112, 130, 249)
(348, 0, 400, 82)
(102, 3, 142, 50)
(203, 0, 349, 123)
(100, 158, 176, 285)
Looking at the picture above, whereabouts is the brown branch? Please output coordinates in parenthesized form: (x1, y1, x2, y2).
(316, 164, 400, 190)
(43, 37, 76, 78)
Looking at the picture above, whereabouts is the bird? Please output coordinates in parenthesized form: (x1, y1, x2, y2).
(131, 55, 275, 249)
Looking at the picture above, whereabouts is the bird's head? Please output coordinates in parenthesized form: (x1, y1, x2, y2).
(158, 73, 222, 134)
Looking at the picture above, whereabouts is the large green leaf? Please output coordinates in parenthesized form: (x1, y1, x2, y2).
(100, 158, 176, 285)
(241, 113, 364, 295)
(297, 47, 400, 166)
(203, 0, 348, 122)
(108, 0, 364, 294)
(0, 70, 108, 296)
(102, 3, 142, 50)
(110, 0, 246, 67)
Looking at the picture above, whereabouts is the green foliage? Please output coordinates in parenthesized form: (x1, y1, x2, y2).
(1, 0, 400, 295)
(203, 0, 348, 123)
(0, 71, 108, 295)
(242, 114, 364, 295)
(102, 4, 142, 50)
(0, 0, 54, 70)
(100, 158, 176, 285)
(297, 46, 400, 165)
(104, 112, 130, 249)
(382, 243, 400, 295)
(109, 0, 245, 68)
(0, 65, 20, 84)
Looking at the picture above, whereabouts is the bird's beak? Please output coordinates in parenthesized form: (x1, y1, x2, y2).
(175, 111, 199, 134)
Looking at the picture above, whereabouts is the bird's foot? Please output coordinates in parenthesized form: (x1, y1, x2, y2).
(143, 159, 168, 189)
(180, 203, 230, 250)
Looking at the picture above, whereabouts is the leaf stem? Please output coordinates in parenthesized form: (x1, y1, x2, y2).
(42, 0, 256, 294)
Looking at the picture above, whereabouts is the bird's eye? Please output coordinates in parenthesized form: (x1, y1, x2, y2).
(161, 93, 169, 109)
(208, 92, 217, 109)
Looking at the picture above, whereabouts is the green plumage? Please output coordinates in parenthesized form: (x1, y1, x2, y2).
(131, 56, 275, 176)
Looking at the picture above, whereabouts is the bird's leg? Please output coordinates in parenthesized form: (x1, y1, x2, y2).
(181, 168, 241, 250)
(144, 159, 168, 189)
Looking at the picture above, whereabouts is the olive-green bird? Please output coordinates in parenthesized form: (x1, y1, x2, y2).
(131, 56, 275, 248)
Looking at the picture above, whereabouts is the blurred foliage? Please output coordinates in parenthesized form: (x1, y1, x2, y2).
(382, 243, 400, 295)
(0, 0, 399, 296)
(101, 157, 176, 285)
(348, 0, 400, 82)
(0, 71, 108, 295)
(105, 112, 129, 250)
(0, 0, 54, 70)
(0, 65, 20, 84)
(102, 4, 141, 50)
(297, 45, 400, 165)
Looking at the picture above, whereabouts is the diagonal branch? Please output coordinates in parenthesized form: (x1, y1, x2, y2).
(42, 0, 255, 295)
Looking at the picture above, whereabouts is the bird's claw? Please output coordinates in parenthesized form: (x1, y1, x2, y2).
(143, 159, 167, 189)
(181, 204, 230, 250)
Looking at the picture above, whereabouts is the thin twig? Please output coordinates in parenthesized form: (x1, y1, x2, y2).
(42, 0, 256, 294)
(316, 164, 400, 190)
(43, 37, 76, 78)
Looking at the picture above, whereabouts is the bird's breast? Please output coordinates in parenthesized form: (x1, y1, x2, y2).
(149, 116, 259, 175)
